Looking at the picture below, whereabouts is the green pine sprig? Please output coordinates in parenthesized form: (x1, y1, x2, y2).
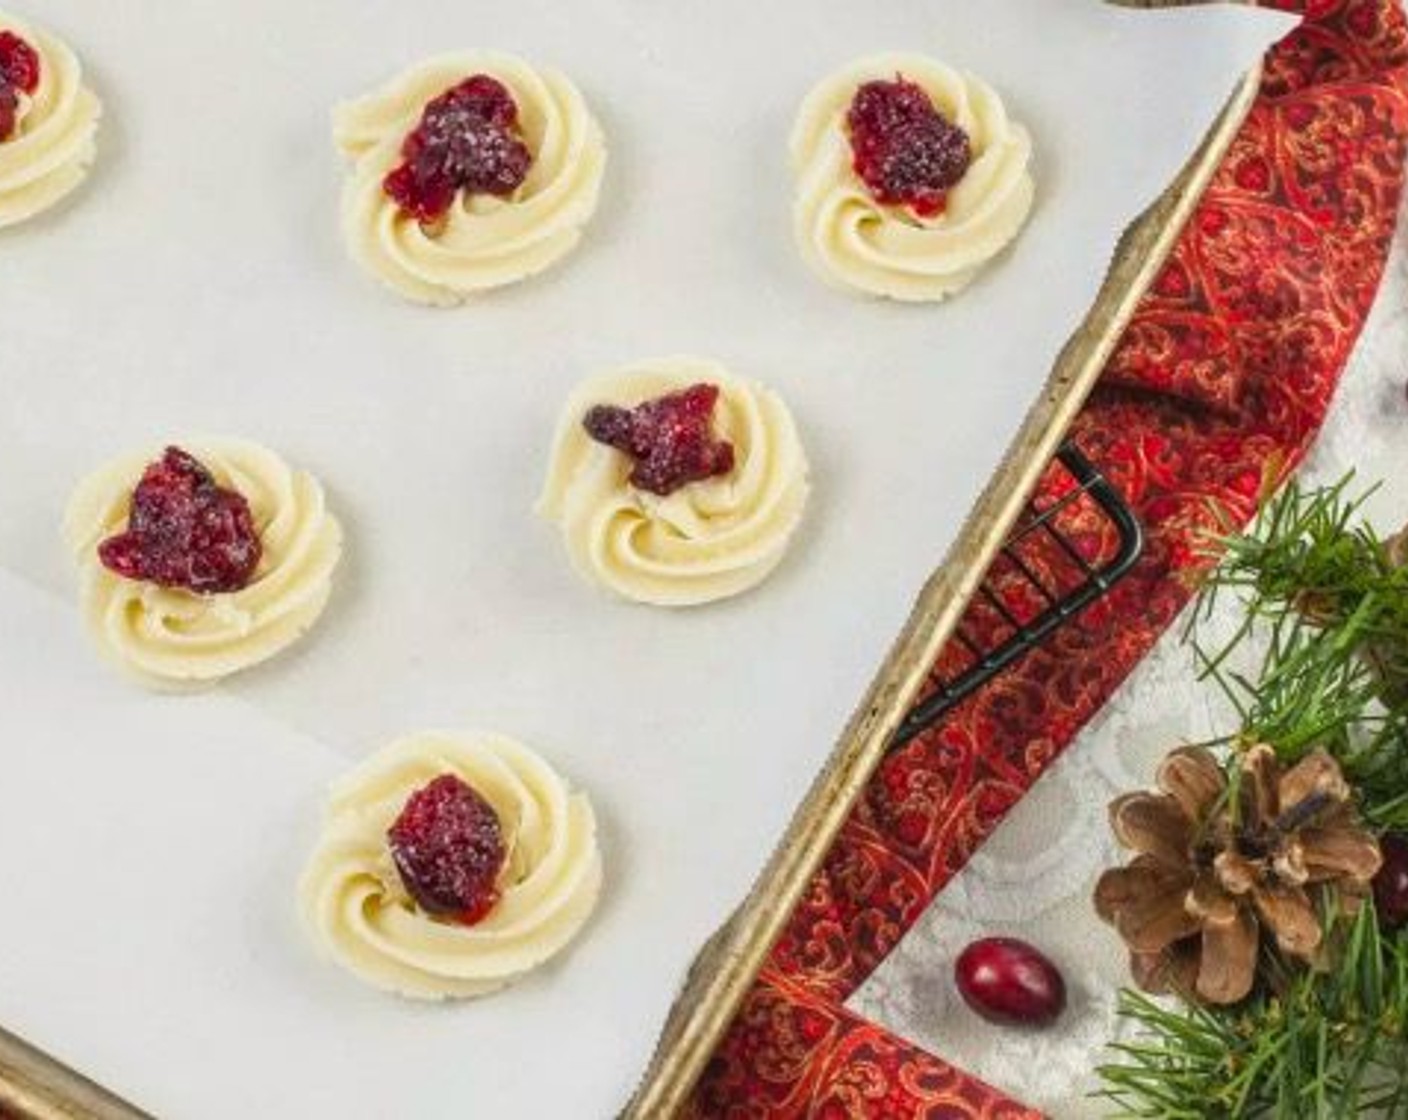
(1096, 476, 1408, 1117)
(1191, 475, 1408, 709)
(1186, 477, 1408, 819)
(1097, 906, 1408, 1119)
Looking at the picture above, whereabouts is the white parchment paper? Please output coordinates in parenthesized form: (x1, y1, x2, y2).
(0, 2, 1294, 1116)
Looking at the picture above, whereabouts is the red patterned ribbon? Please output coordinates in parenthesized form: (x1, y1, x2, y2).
(689, 2, 1408, 1115)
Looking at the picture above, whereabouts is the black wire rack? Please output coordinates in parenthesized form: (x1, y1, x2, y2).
(891, 442, 1144, 749)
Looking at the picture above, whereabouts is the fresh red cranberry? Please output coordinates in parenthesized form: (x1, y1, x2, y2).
(847, 76, 971, 218)
(97, 447, 262, 595)
(387, 774, 506, 926)
(583, 383, 736, 497)
(383, 75, 533, 224)
(1375, 833, 1408, 932)
(0, 31, 40, 142)
(955, 937, 1067, 1028)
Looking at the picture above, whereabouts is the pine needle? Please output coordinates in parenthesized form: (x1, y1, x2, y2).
(1097, 477, 1408, 1117)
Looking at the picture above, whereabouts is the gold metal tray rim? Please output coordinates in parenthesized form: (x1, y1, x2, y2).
(622, 58, 1264, 1120)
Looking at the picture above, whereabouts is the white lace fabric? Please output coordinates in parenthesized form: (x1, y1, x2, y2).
(848, 196, 1408, 1117)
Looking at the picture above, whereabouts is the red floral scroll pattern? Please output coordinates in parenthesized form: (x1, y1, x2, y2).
(689, 972, 1041, 1120)
(688, 2, 1408, 1116)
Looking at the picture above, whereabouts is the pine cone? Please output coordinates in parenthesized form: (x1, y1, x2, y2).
(1387, 527, 1407, 571)
(1094, 744, 1382, 1006)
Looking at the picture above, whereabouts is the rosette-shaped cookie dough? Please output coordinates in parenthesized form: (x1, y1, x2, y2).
(64, 438, 343, 688)
(791, 53, 1034, 302)
(334, 52, 607, 305)
(538, 357, 810, 607)
(300, 731, 603, 1000)
(0, 12, 100, 228)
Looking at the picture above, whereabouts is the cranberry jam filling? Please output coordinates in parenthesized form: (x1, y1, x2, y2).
(388, 774, 507, 926)
(98, 447, 263, 595)
(0, 31, 41, 143)
(846, 76, 972, 218)
(584, 383, 736, 498)
(383, 75, 533, 225)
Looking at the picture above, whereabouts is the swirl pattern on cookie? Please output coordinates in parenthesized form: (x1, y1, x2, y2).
(334, 52, 607, 305)
(64, 438, 343, 688)
(539, 357, 811, 607)
(0, 12, 100, 228)
(300, 731, 603, 1000)
(791, 53, 1034, 302)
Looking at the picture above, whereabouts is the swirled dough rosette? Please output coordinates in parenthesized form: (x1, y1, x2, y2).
(791, 53, 1034, 302)
(334, 52, 607, 305)
(0, 12, 100, 228)
(538, 357, 811, 607)
(300, 731, 603, 1000)
(64, 438, 343, 688)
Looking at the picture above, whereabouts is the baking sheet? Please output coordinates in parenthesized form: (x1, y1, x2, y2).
(0, 2, 1294, 1116)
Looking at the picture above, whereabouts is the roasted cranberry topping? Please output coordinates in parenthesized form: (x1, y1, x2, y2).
(98, 447, 263, 595)
(584, 383, 736, 497)
(847, 76, 971, 218)
(388, 774, 507, 926)
(0, 31, 40, 142)
(0, 31, 39, 91)
(0, 89, 18, 142)
(383, 75, 533, 224)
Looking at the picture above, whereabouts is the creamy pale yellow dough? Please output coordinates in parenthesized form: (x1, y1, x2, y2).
(64, 438, 343, 688)
(0, 11, 100, 228)
(791, 53, 1034, 302)
(300, 731, 603, 1000)
(538, 357, 811, 607)
(334, 52, 607, 305)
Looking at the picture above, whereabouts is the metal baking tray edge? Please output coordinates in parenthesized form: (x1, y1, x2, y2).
(623, 51, 1263, 1120)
